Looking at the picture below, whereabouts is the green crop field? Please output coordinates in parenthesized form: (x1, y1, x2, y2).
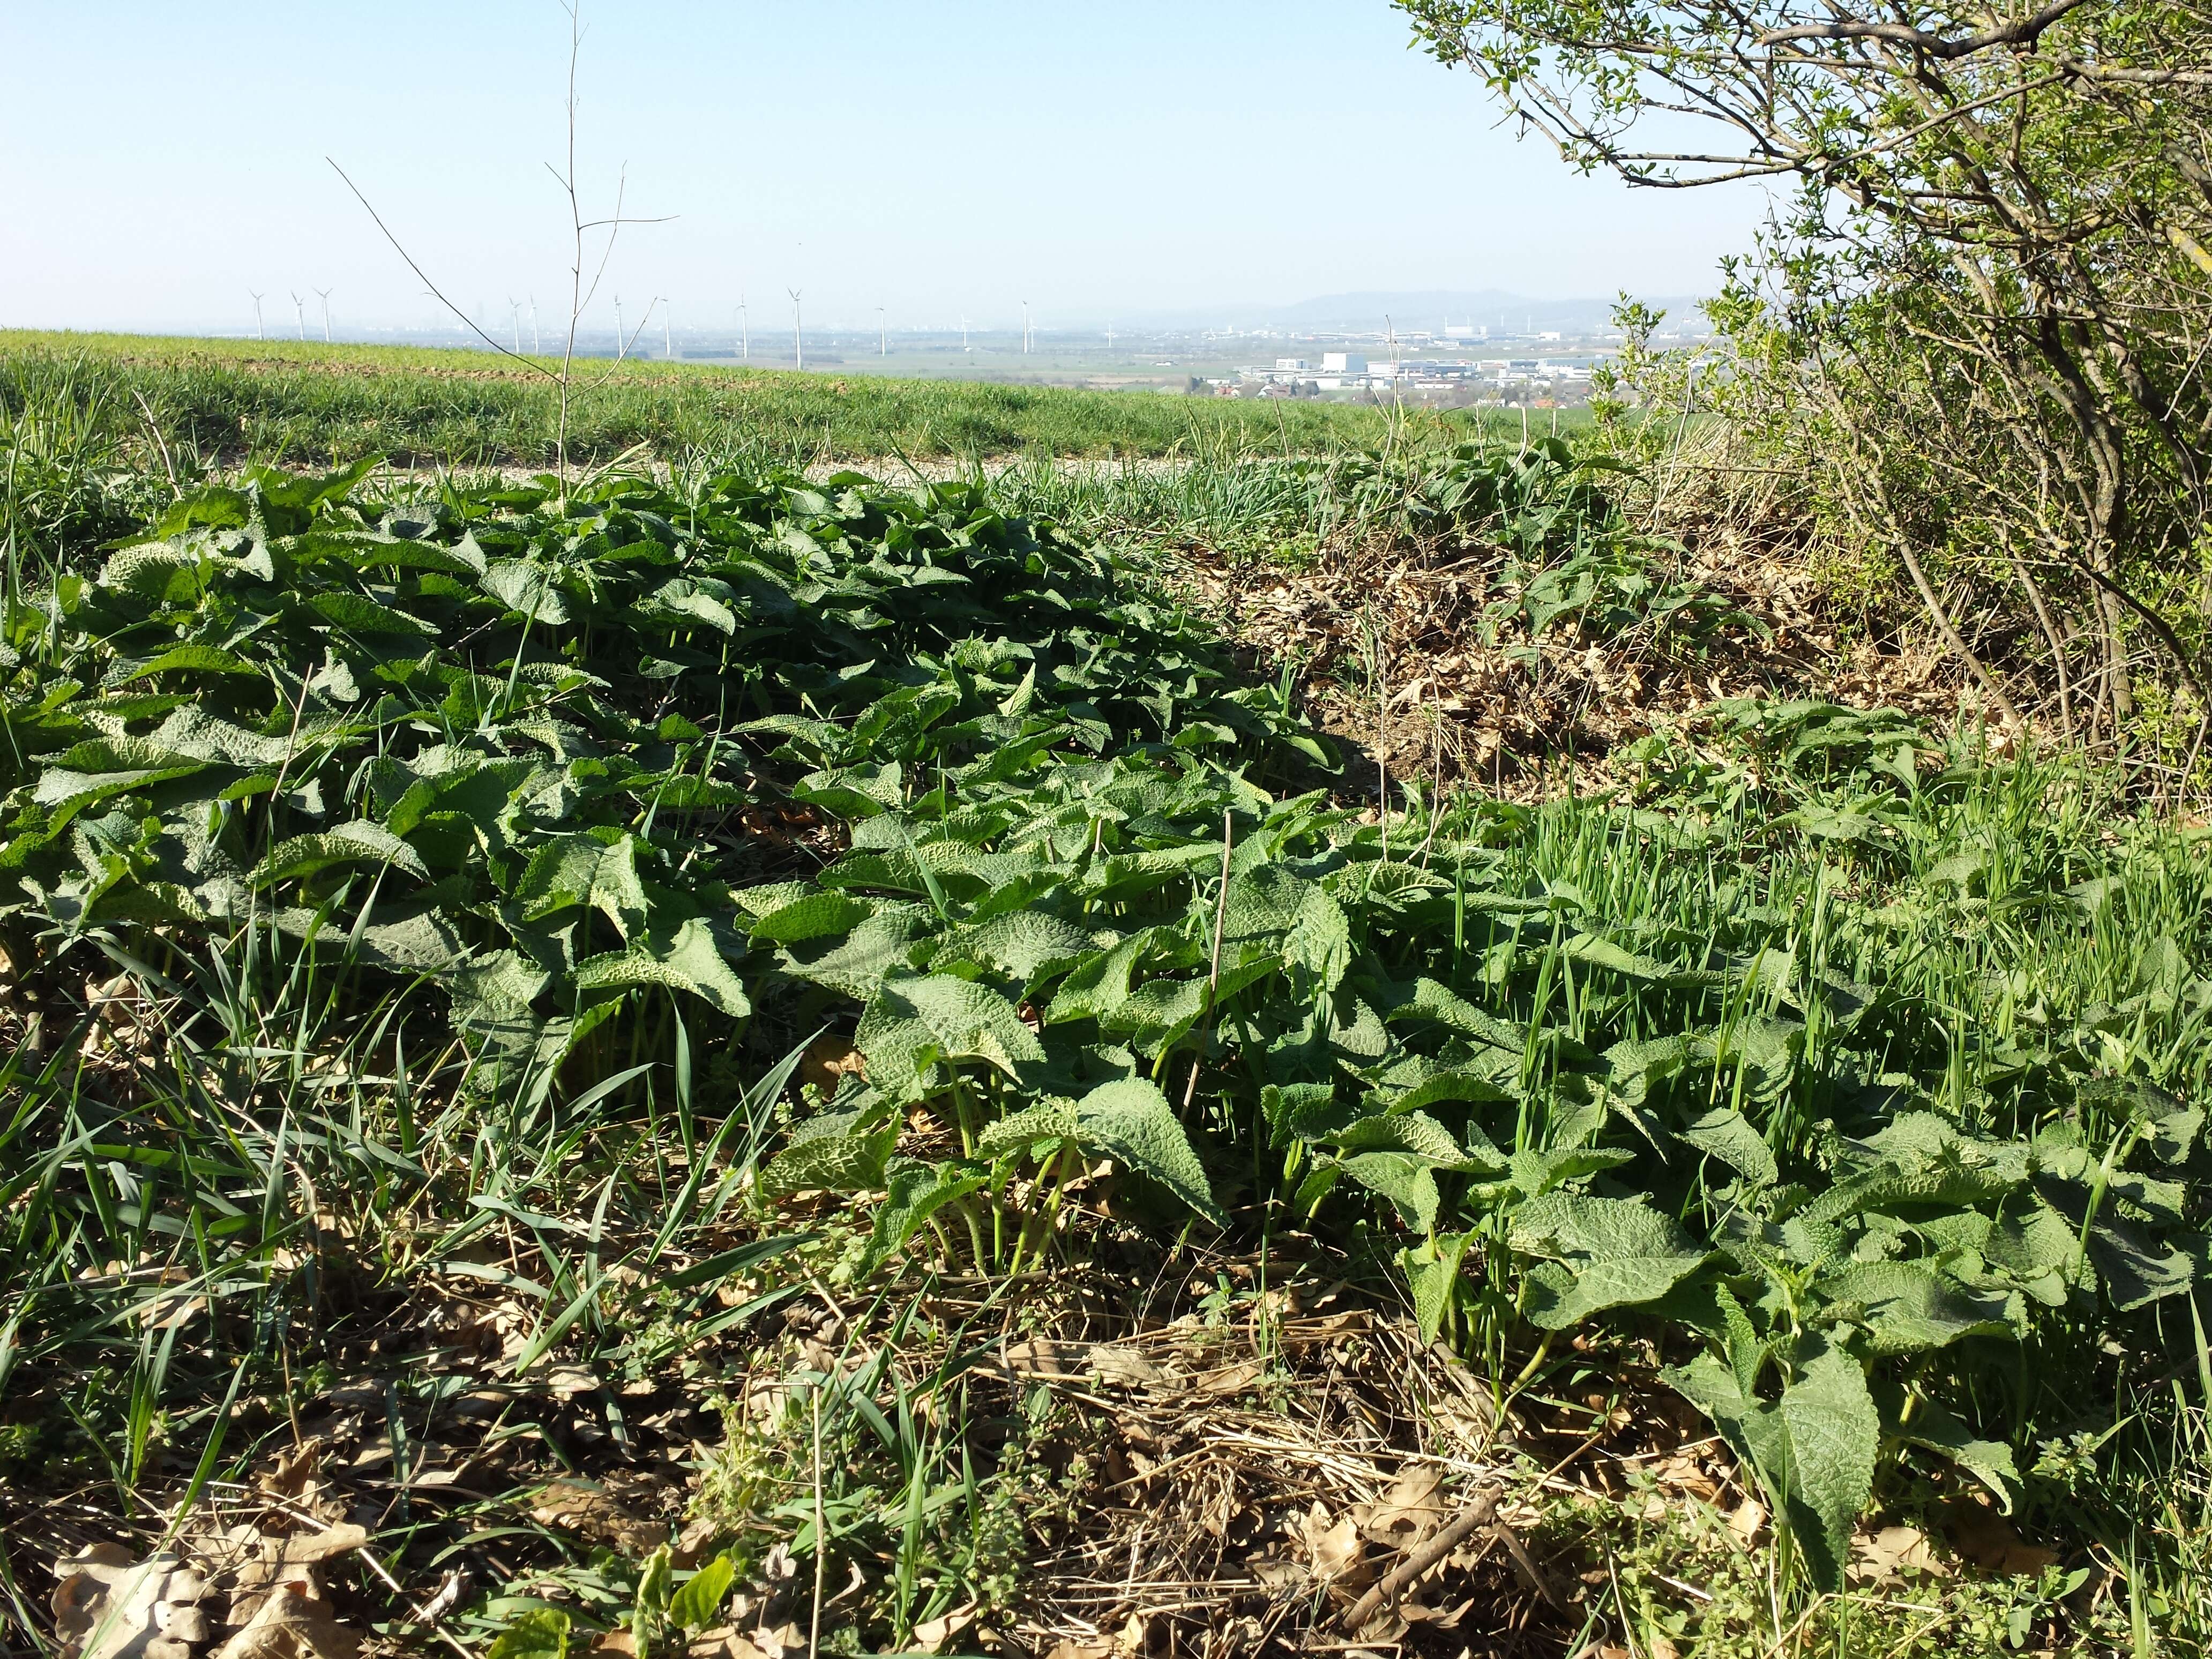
(0, 331, 1471, 471)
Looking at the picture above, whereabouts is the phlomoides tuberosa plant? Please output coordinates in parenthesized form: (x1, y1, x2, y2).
(1399, 0, 2212, 765)
(327, 1, 670, 494)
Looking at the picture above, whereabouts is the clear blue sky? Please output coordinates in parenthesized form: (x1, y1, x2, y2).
(1, 2, 1770, 335)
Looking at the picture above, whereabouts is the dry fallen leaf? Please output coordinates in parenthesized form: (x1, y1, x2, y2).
(449, 1388, 514, 1421)
(1348, 1605, 1412, 1645)
(84, 973, 144, 1042)
(529, 1478, 665, 1555)
(1002, 1337, 1161, 1389)
(1248, 1555, 1304, 1591)
(1000, 1337, 1080, 1380)
(256, 1443, 327, 1502)
(1647, 1451, 1720, 1502)
(406, 1571, 465, 1627)
(671, 1516, 724, 1570)
(266, 1526, 365, 1568)
(1946, 1503, 2058, 1575)
(223, 1523, 369, 1625)
(52, 1544, 210, 1659)
(909, 1604, 976, 1653)
(1295, 1503, 1366, 1582)
(213, 1588, 362, 1659)
(1852, 1523, 1949, 1583)
(1727, 1495, 1766, 1548)
(137, 1292, 209, 1331)
(1356, 1466, 1447, 1543)
(799, 1035, 865, 1094)
(1087, 1345, 1164, 1389)
(544, 1365, 600, 1400)
(50, 1543, 153, 1658)
(1192, 1358, 1265, 1396)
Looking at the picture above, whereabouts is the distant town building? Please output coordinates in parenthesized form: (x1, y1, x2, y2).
(1229, 339, 1603, 402)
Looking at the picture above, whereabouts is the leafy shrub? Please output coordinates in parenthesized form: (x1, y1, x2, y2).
(0, 460, 1319, 1097)
(1328, 434, 1619, 558)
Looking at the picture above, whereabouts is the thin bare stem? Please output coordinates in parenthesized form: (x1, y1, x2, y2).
(129, 390, 181, 500)
(809, 1382, 826, 1659)
(324, 159, 556, 381)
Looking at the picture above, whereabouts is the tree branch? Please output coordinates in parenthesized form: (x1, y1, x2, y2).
(1759, 0, 2091, 61)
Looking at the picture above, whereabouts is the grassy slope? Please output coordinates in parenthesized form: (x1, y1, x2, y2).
(0, 330, 1436, 466)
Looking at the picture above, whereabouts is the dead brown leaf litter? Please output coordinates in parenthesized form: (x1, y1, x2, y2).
(51, 1521, 372, 1659)
(1174, 521, 1966, 801)
(12, 1208, 2033, 1659)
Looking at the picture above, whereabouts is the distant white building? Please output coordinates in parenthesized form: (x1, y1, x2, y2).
(1275, 358, 1310, 371)
(1321, 352, 1367, 373)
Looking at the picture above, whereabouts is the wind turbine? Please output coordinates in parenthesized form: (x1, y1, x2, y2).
(508, 297, 522, 354)
(788, 289, 803, 370)
(960, 316, 968, 352)
(249, 290, 265, 341)
(290, 292, 307, 341)
(736, 293, 749, 360)
(528, 296, 542, 354)
(662, 297, 673, 360)
(1022, 299, 1032, 354)
(315, 288, 333, 342)
(614, 295, 626, 358)
(877, 306, 886, 357)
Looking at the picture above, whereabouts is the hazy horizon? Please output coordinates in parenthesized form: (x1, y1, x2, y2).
(4, 286, 1716, 346)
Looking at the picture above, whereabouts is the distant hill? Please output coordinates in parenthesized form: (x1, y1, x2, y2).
(1125, 289, 1709, 333)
